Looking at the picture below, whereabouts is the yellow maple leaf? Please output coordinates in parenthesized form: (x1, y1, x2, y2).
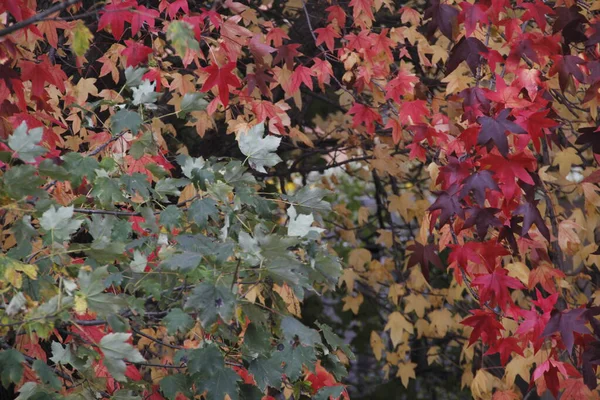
(348, 248, 372, 271)
(396, 361, 417, 388)
(505, 262, 530, 285)
(384, 312, 414, 346)
(504, 354, 534, 385)
(427, 346, 440, 365)
(471, 369, 496, 399)
(403, 293, 430, 318)
(558, 219, 583, 255)
(338, 269, 361, 292)
(553, 147, 582, 177)
(342, 293, 364, 315)
(370, 331, 385, 361)
(428, 308, 454, 337)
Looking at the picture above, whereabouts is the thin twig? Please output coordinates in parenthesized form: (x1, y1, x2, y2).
(0, 0, 82, 38)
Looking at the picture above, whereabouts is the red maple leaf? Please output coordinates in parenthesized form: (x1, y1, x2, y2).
(97, 0, 137, 40)
(199, 62, 241, 107)
(290, 65, 314, 93)
(480, 150, 536, 200)
(349, 0, 374, 21)
(461, 309, 504, 345)
(458, 2, 488, 37)
(326, 5, 347, 27)
(521, 0, 555, 31)
(159, 0, 189, 19)
(312, 58, 333, 90)
(398, 100, 430, 125)
(122, 40, 154, 67)
(533, 359, 580, 398)
(385, 68, 419, 103)
(513, 109, 558, 152)
(472, 267, 525, 309)
(484, 337, 523, 365)
(314, 25, 340, 51)
(306, 362, 349, 399)
(448, 242, 485, 282)
(348, 103, 382, 135)
(19, 56, 67, 97)
(266, 27, 290, 47)
(131, 5, 159, 36)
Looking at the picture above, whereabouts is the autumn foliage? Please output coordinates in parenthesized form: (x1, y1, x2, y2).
(2, 0, 600, 399)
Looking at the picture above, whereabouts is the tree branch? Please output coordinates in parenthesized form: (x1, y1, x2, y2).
(0, 0, 82, 38)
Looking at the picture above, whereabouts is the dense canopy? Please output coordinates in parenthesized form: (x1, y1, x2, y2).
(1, 0, 600, 399)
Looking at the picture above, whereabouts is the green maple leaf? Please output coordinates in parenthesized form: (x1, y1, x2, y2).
(167, 21, 199, 58)
(8, 121, 47, 163)
(99, 333, 145, 382)
(0, 349, 25, 387)
(179, 93, 208, 117)
(184, 282, 236, 327)
(32, 360, 61, 390)
(163, 308, 194, 335)
(196, 367, 240, 400)
(111, 109, 142, 134)
(237, 123, 282, 173)
(248, 356, 282, 391)
(39, 206, 83, 242)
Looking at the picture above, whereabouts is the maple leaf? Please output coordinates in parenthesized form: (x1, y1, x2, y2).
(492, 390, 520, 400)
(266, 27, 289, 47)
(274, 44, 301, 69)
(160, 0, 189, 19)
(533, 359, 580, 398)
(543, 308, 591, 354)
(458, 2, 488, 37)
(385, 68, 419, 103)
(528, 263, 565, 293)
(312, 58, 333, 90)
(199, 62, 241, 107)
(448, 242, 484, 282)
(484, 74, 531, 109)
(480, 150, 536, 200)
(437, 156, 473, 189)
(477, 109, 526, 157)
(552, 6, 588, 45)
(314, 25, 340, 52)
(459, 170, 500, 206)
(290, 66, 314, 94)
(19, 56, 67, 98)
(515, 305, 552, 351)
(513, 200, 551, 241)
(513, 109, 558, 152)
(326, 5, 347, 26)
(521, 0, 555, 31)
(445, 37, 489, 75)
(122, 41, 153, 67)
(463, 207, 502, 239)
(575, 126, 600, 154)
(549, 55, 586, 92)
(428, 184, 465, 227)
(458, 87, 491, 122)
(461, 309, 503, 345)
(131, 5, 159, 36)
(398, 100, 430, 125)
(472, 267, 525, 309)
(97, 0, 137, 40)
(424, 0, 459, 39)
(560, 378, 597, 400)
(406, 241, 443, 281)
(484, 337, 523, 365)
(349, 0, 374, 21)
(348, 103, 382, 135)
